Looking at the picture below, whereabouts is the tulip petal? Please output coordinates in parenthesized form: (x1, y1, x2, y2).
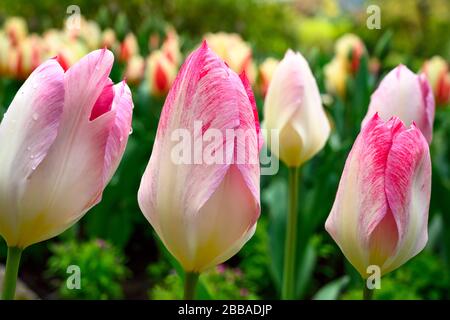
(102, 81, 133, 186)
(382, 125, 431, 273)
(15, 49, 116, 247)
(0, 59, 64, 246)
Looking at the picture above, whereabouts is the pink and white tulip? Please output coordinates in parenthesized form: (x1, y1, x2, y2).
(362, 65, 435, 143)
(325, 114, 431, 277)
(0, 49, 133, 248)
(138, 42, 262, 272)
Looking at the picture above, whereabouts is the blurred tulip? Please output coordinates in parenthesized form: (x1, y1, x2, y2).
(204, 32, 256, 83)
(335, 33, 366, 74)
(325, 114, 431, 278)
(10, 35, 43, 79)
(258, 57, 279, 97)
(102, 28, 118, 51)
(120, 33, 139, 62)
(161, 28, 181, 66)
(324, 57, 348, 98)
(4, 17, 28, 47)
(138, 42, 261, 274)
(362, 65, 435, 143)
(422, 56, 450, 106)
(0, 32, 12, 76)
(125, 55, 145, 85)
(79, 20, 102, 50)
(146, 50, 177, 96)
(0, 49, 133, 249)
(264, 50, 330, 167)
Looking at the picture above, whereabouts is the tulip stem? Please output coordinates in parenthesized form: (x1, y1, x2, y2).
(281, 166, 300, 300)
(184, 272, 199, 300)
(2, 247, 23, 300)
(363, 284, 374, 300)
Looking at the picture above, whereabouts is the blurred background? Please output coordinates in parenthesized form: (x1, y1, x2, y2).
(0, 0, 449, 299)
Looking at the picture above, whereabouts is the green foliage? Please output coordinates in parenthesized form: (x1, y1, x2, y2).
(148, 264, 259, 300)
(46, 239, 129, 299)
(341, 252, 449, 300)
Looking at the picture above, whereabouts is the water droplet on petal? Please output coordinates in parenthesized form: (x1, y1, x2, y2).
(32, 113, 39, 121)
(129, 128, 133, 135)
(27, 146, 31, 151)
(119, 136, 124, 142)
(31, 165, 36, 170)
(30, 154, 35, 159)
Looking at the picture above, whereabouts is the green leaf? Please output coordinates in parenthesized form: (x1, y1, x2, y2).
(313, 276, 350, 300)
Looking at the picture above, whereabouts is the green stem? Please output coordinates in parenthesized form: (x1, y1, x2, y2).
(2, 247, 23, 300)
(363, 283, 374, 300)
(281, 166, 300, 300)
(184, 272, 199, 300)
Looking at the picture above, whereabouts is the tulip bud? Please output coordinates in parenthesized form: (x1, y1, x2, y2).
(124, 55, 145, 85)
(145, 50, 177, 96)
(258, 57, 279, 97)
(422, 56, 450, 106)
(102, 28, 117, 51)
(0, 32, 12, 76)
(362, 65, 435, 143)
(138, 42, 261, 272)
(326, 114, 431, 278)
(4, 17, 28, 47)
(335, 33, 366, 74)
(324, 57, 348, 98)
(0, 49, 133, 248)
(263, 50, 330, 167)
(11, 35, 43, 79)
(119, 33, 139, 62)
(161, 28, 181, 66)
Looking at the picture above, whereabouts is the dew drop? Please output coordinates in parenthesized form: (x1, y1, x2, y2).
(30, 154, 35, 159)
(31, 165, 36, 170)
(32, 113, 39, 121)
(119, 136, 124, 142)
(128, 128, 133, 135)
(27, 146, 31, 151)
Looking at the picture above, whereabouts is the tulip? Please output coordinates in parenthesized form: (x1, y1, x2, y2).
(138, 41, 261, 299)
(0, 49, 133, 299)
(325, 114, 431, 297)
(161, 28, 181, 66)
(102, 28, 118, 51)
(145, 50, 177, 96)
(422, 56, 450, 106)
(119, 33, 139, 63)
(0, 32, 12, 76)
(204, 32, 256, 83)
(324, 57, 348, 98)
(362, 65, 435, 143)
(264, 49, 331, 168)
(263, 49, 330, 299)
(4, 17, 28, 47)
(258, 57, 279, 97)
(124, 55, 145, 85)
(335, 33, 366, 74)
(10, 35, 43, 79)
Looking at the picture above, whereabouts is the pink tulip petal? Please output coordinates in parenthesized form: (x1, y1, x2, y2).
(383, 124, 431, 273)
(0, 59, 64, 246)
(102, 81, 133, 186)
(90, 78, 114, 121)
